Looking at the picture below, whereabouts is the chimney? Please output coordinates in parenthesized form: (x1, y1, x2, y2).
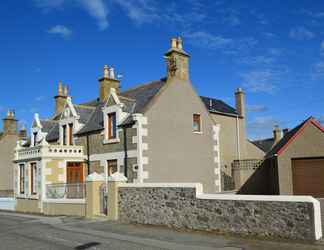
(235, 88, 245, 118)
(3, 110, 18, 135)
(283, 128, 289, 135)
(164, 37, 190, 81)
(54, 81, 68, 116)
(18, 125, 27, 140)
(99, 65, 120, 102)
(273, 125, 283, 144)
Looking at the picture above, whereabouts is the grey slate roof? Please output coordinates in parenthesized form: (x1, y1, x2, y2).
(251, 138, 275, 153)
(40, 120, 57, 134)
(46, 122, 60, 142)
(74, 105, 95, 124)
(200, 96, 238, 116)
(76, 79, 166, 135)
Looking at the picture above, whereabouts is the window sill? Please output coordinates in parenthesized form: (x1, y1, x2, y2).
(103, 138, 120, 144)
(193, 131, 203, 135)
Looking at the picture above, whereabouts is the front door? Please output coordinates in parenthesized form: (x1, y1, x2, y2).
(67, 162, 84, 184)
(66, 162, 84, 198)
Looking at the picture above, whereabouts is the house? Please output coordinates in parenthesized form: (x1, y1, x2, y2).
(242, 117, 324, 197)
(0, 111, 26, 197)
(13, 37, 263, 214)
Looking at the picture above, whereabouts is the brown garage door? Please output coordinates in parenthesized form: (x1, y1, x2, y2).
(292, 158, 324, 198)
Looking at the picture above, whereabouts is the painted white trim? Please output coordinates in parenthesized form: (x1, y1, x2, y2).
(212, 124, 221, 192)
(43, 199, 85, 204)
(90, 150, 137, 168)
(132, 114, 149, 183)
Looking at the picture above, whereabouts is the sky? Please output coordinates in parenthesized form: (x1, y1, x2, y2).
(1, 0, 324, 140)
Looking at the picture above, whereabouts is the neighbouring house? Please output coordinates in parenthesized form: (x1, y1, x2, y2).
(0, 111, 26, 197)
(13, 37, 262, 214)
(241, 117, 324, 197)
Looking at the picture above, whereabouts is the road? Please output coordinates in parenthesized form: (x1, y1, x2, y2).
(0, 211, 323, 250)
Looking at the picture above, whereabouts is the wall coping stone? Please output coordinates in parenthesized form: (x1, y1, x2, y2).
(108, 172, 128, 182)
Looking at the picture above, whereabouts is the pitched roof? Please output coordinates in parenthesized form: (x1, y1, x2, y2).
(76, 79, 166, 135)
(200, 96, 238, 116)
(251, 138, 275, 153)
(40, 120, 58, 134)
(119, 79, 166, 113)
(266, 117, 324, 157)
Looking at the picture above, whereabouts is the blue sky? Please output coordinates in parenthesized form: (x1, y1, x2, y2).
(1, 0, 324, 139)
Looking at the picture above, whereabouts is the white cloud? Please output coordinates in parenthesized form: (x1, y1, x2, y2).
(289, 26, 315, 40)
(35, 0, 109, 30)
(246, 105, 267, 112)
(48, 25, 72, 38)
(247, 116, 280, 139)
(113, 0, 160, 25)
(240, 70, 277, 93)
(312, 61, 324, 79)
(184, 31, 233, 49)
(320, 41, 324, 56)
(78, 0, 108, 30)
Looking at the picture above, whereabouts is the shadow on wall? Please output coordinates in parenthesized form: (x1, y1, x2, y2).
(237, 157, 279, 195)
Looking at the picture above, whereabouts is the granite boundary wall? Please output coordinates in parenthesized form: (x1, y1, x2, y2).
(118, 183, 322, 241)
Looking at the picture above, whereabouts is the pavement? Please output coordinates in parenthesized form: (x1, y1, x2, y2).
(0, 211, 323, 250)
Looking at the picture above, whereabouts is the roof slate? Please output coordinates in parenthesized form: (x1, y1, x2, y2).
(251, 138, 275, 153)
(200, 96, 238, 116)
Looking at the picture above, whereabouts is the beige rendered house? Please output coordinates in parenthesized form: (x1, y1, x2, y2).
(0, 111, 26, 197)
(241, 117, 324, 197)
(13, 38, 262, 213)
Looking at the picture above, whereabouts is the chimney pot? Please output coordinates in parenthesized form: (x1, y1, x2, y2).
(104, 65, 109, 78)
(63, 85, 68, 96)
(177, 37, 183, 49)
(171, 38, 177, 49)
(273, 125, 283, 144)
(58, 81, 63, 96)
(109, 67, 115, 79)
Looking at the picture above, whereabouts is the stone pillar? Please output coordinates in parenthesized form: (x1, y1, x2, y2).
(85, 172, 105, 218)
(107, 172, 127, 221)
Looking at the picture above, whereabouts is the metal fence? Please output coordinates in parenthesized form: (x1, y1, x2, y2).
(46, 183, 86, 199)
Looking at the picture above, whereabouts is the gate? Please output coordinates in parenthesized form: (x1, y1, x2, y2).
(100, 183, 108, 215)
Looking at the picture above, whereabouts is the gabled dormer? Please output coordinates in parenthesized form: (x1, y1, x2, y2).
(102, 88, 129, 144)
(59, 97, 81, 146)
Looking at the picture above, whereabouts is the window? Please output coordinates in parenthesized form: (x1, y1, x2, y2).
(107, 160, 118, 176)
(68, 123, 73, 145)
(62, 125, 67, 145)
(19, 164, 25, 194)
(33, 132, 37, 146)
(107, 113, 117, 139)
(193, 114, 201, 132)
(30, 163, 37, 194)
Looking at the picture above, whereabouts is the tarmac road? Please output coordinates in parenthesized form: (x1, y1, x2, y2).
(0, 211, 322, 250)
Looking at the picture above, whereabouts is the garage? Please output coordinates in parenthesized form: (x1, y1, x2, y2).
(292, 158, 324, 198)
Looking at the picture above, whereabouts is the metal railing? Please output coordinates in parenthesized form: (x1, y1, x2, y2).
(46, 183, 86, 199)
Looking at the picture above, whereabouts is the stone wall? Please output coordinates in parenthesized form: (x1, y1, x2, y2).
(43, 202, 85, 217)
(118, 184, 322, 241)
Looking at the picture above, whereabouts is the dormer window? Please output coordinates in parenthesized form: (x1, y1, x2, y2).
(107, 112, 117, 139)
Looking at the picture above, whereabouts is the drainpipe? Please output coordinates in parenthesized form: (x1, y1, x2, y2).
(236, 115, 241, 160)
(123, 127, 128, 178)
(86, 134, 91, 175)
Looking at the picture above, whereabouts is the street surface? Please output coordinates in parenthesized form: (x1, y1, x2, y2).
(0, 211, 323, 250)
